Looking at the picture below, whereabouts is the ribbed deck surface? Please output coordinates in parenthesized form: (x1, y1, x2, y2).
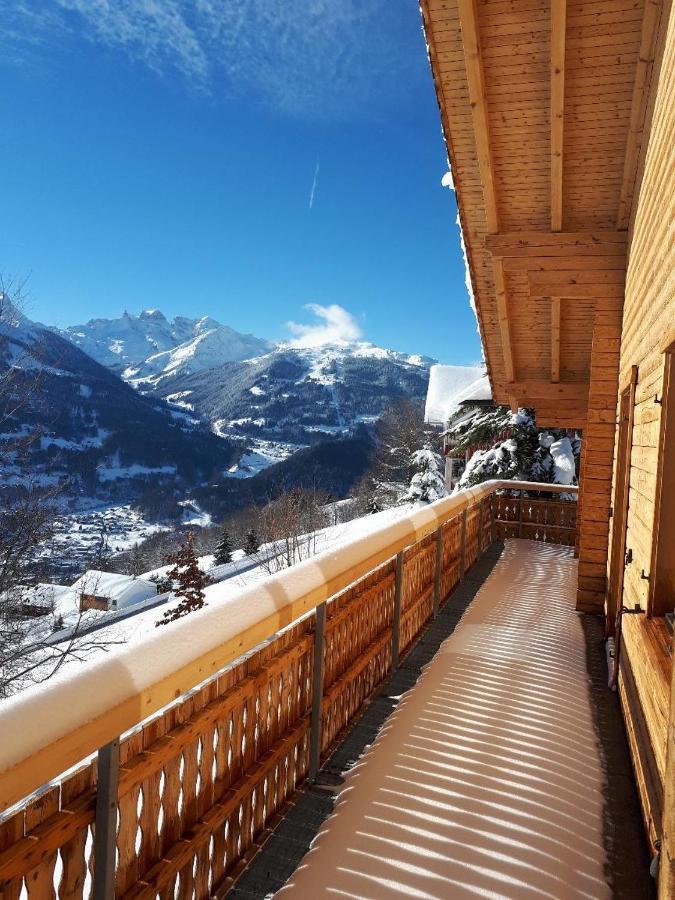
(274, 540, 640, 899)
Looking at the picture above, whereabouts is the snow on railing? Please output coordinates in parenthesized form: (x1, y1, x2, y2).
(0, 480, 577, 898)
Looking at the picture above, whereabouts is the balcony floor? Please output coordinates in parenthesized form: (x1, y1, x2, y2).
(264, 539, 651, 900)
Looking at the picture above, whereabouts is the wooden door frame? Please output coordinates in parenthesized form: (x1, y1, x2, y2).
(606, 365, 638, 629)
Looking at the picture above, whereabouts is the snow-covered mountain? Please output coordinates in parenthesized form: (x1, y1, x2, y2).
(56, 310, 271, 375)
(57, 309, 442, 445)
(0, 299, 238, 507)
(136, 340, 437, 444)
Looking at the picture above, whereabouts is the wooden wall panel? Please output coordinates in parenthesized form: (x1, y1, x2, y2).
(611, 2, 675, 887)
(576, 298, 624, 612)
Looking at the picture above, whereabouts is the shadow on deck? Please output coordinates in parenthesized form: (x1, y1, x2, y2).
(230, 540, 652, 899)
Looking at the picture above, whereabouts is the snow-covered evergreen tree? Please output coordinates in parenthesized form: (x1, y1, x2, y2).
(454, 408, 580, 492)
(156, 532, 207, 626)
(404, 445, 447, 504)
(214, 528, 233, 565)
(244, 528, 259, 555)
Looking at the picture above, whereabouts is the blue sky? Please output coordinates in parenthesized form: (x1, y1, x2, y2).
(0, 1, 480, 364)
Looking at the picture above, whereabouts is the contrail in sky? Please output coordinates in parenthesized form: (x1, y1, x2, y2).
(309, 159, 320, 210)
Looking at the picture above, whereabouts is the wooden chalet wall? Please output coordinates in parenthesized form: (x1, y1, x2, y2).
(421, 1, 674, 888)
(611, 1, 674, 890)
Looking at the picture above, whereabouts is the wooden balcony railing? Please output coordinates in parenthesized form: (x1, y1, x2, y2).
(0, 480, 577, 899)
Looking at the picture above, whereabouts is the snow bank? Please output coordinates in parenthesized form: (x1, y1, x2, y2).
(424, 364, 484, 424)
(551, 436, 575, 486)
(0, 483, 497, 781)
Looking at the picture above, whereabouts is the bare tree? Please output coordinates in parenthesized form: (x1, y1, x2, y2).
(257, 487, 329, 574)
(0, 278, 120, 696)
(364, 398, 438, 508)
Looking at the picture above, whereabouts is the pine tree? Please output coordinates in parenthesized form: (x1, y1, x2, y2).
(244, 528, 259, 555)
(455, 408, 579, 491)
(404, 445, 447, 504)
(156, 532, 207, 626)
(214, 528, 233, 565)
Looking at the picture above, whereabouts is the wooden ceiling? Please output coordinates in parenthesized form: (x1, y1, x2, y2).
(421, 0, 665, 428)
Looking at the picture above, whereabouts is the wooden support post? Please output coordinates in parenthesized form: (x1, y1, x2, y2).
(391, 551, 404, 671)
(433, 526, 443, 617)
(489, 495, 495, 545)
(477, 500, 484, 556)
(94, 737, 119, 900)
(459, 510, 468, 580)
(309, 602, 326, 782)
(518, 491, 525, 538)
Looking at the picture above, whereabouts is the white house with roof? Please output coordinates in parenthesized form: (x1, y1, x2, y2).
(424, 364, 484, 425)
(425, 367, 497, 488)
(69, 570, 157, 613)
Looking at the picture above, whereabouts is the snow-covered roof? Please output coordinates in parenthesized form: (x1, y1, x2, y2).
(20, 583, 71, 607)
(424, 365, 487, 425)
(69, 570, 156, 609)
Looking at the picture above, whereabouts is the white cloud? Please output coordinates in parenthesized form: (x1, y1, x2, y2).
(286, 304, 362, 348)
(1, 1, 425, 120)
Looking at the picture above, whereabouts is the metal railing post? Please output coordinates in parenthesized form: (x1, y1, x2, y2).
(309, 602, 326, 782)
(433, 526, 443, 617)
(94, 738, 120, 900)
(459, 508, 468, 580)
(391, 551, 404, 671)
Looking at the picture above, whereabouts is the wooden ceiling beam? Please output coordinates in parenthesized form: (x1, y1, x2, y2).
(493, 257, 515, 382)
(535, 413, 587, 430)
(486, 231, 628, 255)
(529, 271, 626, 288)
(529, 283, 625, 300)
(502, 255, 627, 273)
(551, 297, 561, 384)
(550, 0, 567, 231)
(507, 381, 588, 403)
(456, 0, 499, 234)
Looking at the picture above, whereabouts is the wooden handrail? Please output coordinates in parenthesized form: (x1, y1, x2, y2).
(0, 480, 577, 813)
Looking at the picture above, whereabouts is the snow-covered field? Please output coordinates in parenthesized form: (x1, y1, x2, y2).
(23, 504, 413, 689)
(224, 438, 305, 478)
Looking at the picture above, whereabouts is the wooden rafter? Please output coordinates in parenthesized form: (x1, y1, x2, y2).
(551, 297, 561, 383)
(550, 0, 567, 232)
(617, 0, 663, 229)
(456, 0, 499, 234)
(493, 257, 515, 382)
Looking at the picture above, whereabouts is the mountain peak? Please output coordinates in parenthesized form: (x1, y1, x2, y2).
(139, 309, 167, 321)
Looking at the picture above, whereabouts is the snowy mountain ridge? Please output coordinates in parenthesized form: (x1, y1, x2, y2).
(56, 308, 448, 446)
(56, 309, 271, 375)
